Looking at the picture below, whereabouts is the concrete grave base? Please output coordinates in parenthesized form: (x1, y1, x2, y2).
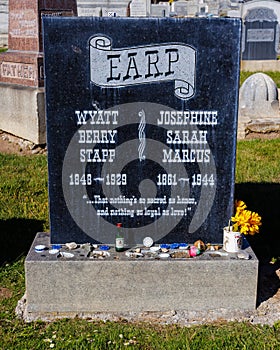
(21, 232, 259, 322)
(238, 117, 280, 139)
(0, 84, 45, 145)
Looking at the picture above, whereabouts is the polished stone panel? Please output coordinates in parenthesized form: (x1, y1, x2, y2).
(43, 17, 241, 245)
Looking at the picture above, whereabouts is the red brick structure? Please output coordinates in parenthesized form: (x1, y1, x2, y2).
(0, 0, 77, 87)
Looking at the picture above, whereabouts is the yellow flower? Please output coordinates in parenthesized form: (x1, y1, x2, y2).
(231, 201, 262, 235)
(235, 200, 247, 213)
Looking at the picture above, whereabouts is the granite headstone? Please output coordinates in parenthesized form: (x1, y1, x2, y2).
(43, 17, 241, 245)
(242, 7, 279, 60)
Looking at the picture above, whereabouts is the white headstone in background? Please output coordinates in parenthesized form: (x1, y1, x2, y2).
(151, 3, 170, 17)
(77, 0, 128, 17)
(186, 0, 199, 17)
(206, 0, 220, 16)
(130, 0, 150, 17)
(172, 1, 188, 16)
(239, 73, 279, 119)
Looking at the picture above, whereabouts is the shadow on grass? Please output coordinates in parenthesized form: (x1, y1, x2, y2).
(257, 260, 280, 305)
(0, 219, 44, 266)
(235, 183, 280, 261)
(235, 183, 280, 305)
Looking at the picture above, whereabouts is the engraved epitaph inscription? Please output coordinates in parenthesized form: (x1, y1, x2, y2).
(9, 9, 37, 38)
(247, 29, 274, 42)
(0, 61, 36, 80)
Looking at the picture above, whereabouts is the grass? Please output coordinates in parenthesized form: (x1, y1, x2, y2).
(0, 154, 48, 225)
(236, 139, 280, 183)
(0, 154, 48, 264)
(240, 71, 280, 87)
(0, 139, 280, 348)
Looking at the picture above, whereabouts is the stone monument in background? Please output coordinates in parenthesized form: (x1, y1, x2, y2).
(238, 72, 280, 138)
(242, 7, 279, 60)
(0, 0, 77, 144)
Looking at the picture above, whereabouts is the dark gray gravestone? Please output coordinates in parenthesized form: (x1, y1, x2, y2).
(43, 17, 241, 245)
(242, 7, 279, 60)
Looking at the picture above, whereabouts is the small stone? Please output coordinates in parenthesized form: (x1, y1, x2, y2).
(194, 240, 206, 251)
(65, 242, 78, 250)
(59, 252, 74, 258)
(237, 250, 250, 260)
(35, 244, 46, 253)
(143, 237, 153, 247)
(31, 148, 40, 154)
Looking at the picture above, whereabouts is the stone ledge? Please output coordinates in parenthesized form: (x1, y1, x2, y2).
(22, 232, 259, 322)
(0, 83, 45, 144)
(238, 118, 280, 139)
(241, 60, 280, 72)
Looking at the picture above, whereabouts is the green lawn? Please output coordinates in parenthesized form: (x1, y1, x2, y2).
(0, 139, 280, 349)
(240, 71, 280, 87)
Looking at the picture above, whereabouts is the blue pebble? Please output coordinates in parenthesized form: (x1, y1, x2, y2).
(99, 245, 110, 251)
(160, 244, 170, 249)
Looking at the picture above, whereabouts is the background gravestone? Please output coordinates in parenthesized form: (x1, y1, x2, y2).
(238, 72, 280, 139)
(43, 17, 241, 245)
(130, 0, 150, 16)
(0, 0, 77, 144)
(0, 0, 77, 87)
(151, 3, 170, 17)
(239, 72, 279, 119)
(242, 7, 279, 60)
(172, 1, 188, 17)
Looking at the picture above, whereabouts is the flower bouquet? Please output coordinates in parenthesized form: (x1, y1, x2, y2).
(223, 200, 262, 252)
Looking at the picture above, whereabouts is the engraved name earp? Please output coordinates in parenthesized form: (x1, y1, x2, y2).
(90, 35, 196, 100)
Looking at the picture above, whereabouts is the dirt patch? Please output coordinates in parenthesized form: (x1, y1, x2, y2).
(245, 132, 280, 140)
(0, 131, 47, 156)
(0, 287, 13, 300)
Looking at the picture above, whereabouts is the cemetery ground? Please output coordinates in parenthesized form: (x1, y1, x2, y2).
(0, 137, 279, 349)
